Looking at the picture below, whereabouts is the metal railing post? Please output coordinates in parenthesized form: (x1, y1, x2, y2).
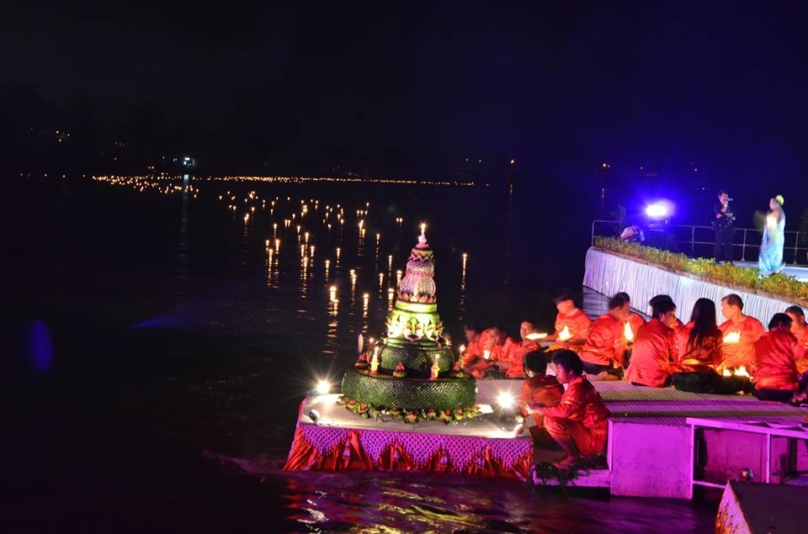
(793, 231, 800, 265)
(740, 229, 747, 262)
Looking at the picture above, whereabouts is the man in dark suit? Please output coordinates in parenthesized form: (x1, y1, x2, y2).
(713, 190, 735, 264)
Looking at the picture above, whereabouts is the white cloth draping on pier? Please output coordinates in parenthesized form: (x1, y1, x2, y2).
(582, 248, 806, 324)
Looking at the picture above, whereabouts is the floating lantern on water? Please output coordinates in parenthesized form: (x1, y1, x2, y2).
(723, 331, 741, 344)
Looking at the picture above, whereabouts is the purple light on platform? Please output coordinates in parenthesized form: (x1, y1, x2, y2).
(27, 319, 54, 373)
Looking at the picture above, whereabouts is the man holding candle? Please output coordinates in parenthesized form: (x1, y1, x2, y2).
(531, 350, 610, 469)
(502, 319, 543, 379)
(578, 294, 631, 379)
(461, 323, 494, 378)
(625, 295, 679, 387)
(516, 350, 564, 447)
(545, 289, 591, 352)
(718, 294, 765, 371)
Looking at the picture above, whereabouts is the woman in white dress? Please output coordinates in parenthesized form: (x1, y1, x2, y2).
(759, 195, 786, 275)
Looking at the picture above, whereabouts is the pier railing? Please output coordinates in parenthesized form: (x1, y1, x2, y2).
(590, 220, 808, 265)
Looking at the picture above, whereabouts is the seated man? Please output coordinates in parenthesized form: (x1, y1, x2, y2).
(482, 322, 515, 379)
(753, 313, 799, 402)
(544, 289, 591, 353)
(516, 350, 564, 447)
(785, 305, 808, 374)
(531, 350, 610, 469)
(461, 323, 495, 378)
(504, 318, 543, 379)
(578, 293, 630, 379)
(625, 295, 679, 387)
(615, 291, 646, 340)
(719, 293, 765, 372)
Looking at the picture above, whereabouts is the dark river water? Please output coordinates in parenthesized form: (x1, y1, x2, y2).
(2, 174, 717, 532)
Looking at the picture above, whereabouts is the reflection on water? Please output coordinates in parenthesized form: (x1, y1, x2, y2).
(281, 470, 715, 533)
(8, 175, 717, 531)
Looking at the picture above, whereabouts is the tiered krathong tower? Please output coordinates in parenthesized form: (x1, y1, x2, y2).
(340, 229, 478, 421)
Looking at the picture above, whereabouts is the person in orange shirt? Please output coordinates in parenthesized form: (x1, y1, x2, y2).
(785, 306, 808, 374)
(719, 294, 765, 371)
(461, 323, 494, 378)
(753, 313, 800, 402)
(625, 295, 679, 387)
(615, 291, 647, 338)
(671, 298, 751, 394)
(579, 293, 630, 379)
(516, 350, 564, 446)
(501, 319, 542, 379)
(545, 289, 591, 352)
(531, 350, 610, 469)
(484, 322, 515, 379)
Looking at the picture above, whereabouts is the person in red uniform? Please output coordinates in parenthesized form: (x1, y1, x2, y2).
(545, 289, 591, 352)
(502, 319, 542, 379)
(578, 293, 631, 379)
(516, 350, 564, 446)
(531, 350, 610, 469)
(785, 306, 808, 374)
(461, 323, 494, 378)
(719, 294, 765, 371)
(671, 298, 751, 394)
(615, 291, 647, 338)
(625, 295, 679, 387)
(614, 292, 647, 369)
(484, 322, 516, 378)
(753, 313, 799, 402)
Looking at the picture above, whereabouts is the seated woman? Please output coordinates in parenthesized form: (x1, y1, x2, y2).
(625, 295, 679, 387)
(531, 350, 610, 469)
(672, 298, 751, 394)
(753, 313, 800, 402)
(516, 350, 564, 447)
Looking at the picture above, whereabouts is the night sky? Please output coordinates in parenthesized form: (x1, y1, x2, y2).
(2, 1, 808, 199)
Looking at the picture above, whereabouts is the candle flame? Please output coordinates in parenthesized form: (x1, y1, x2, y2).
(722, 368, 732, 377)
(623, 322, 634, 342)
(558, 325, 572, 342)
(734, 365, 750, 377)
(459, 344, 466, 354)
(525, 332, 548, 341)
(723, 331, 741, 344)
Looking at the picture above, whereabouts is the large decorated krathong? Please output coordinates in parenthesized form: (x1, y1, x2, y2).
(340, 228, 479, 422)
